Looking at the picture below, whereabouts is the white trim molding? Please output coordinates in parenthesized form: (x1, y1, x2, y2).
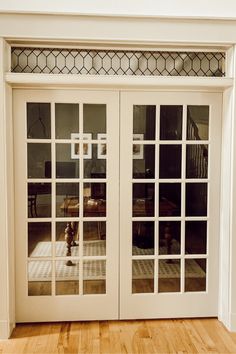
(231, 314, 236, 330)
(0, 321, 10, 340)
(1, 13, 236, 45)
(5, 73, 233, 91)
(0, 38, 15, 340)
(228, 44, 236, 332)
(0, 38, 10, 340)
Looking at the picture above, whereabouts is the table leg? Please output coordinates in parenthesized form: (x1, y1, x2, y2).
(71, 221, 78, 246)
(164, 222, 173, 263)
(65, 222, 75, 266)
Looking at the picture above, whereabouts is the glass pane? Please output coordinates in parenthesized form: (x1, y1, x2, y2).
(158, 259, 180, 293)
(28, 260, 52, 296)
(84, 144, 106, 179)
(56, 144, 79, 178)
(133, 105, 156, 140)
(186, 183, 207, 216)
(159, 221, 181, 255)
(56, 260, 79, 295)
(83, 104, 106, 139)
(56, 222, 79, 257)
(185, 221, 207, 255)
(186, 145, 208, 179)
(56, 183, 80, 217)
(28, 222, 51, 257)
(132, 222, 154, 255)
(132, 260, 154, 293)
(133, 183, 155, 217)
(187, 106, 209, 140)
(55, 103, 79, 139)
(133, 145, 155, 179)
(83, 260, 106, 294)
(83, 183, 106, 217)
(159, 183, 181, 217)
(159, 145, 182, 179)
(185, 259, 206, 292)
(83, 222, 106, 256)
(160, 106, 183, 140)
(28, 143, 51, 178)
(28, 183, 51, 218)
(27, 103, 51, 139)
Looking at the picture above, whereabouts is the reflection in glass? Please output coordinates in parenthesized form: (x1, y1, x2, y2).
(133, 145, 155, 179)
(186, 183, 207, 216)
(159, 221, 181, 255)
(158, 259, 180, 293)
(83, 222, 106, 256)
(55, 103, 79, 139)
(83, 104, 106, 139)
(133, 183, 155, 217)
(186, 145, 208, 179)
(28, 183, 51, 218)
(28, 222, 51, 257)
(56, 222, 79, 257)
(160, 106, 183, 140)
(27, 103, 51, 139)
(185, 221, 207, 254)
(159, 145, 182, 179)
(56, 183, 79, 217)
(28, 143, 51, 178)
(133, 105, 156, 140)
(83, 183, 106, 217)
(132, 259, 154, 293)
(56, 144, 79, 178)
(56, 260, 79, 295)
(83, 260, 106, 294)
(159, 183, 181, 216)
(84, 144, 106, 179)
(132, 222, 154, 255)
(187, 106, 209, 140)
(185, 259, 206, 292)
(28, 260, 52, 296)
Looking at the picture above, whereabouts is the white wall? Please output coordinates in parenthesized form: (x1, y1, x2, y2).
(1, 0, 236, 19)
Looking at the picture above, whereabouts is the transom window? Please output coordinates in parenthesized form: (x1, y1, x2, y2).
(11, 47, 225, 77)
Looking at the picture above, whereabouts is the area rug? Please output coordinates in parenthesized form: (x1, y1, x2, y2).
(30, 240, 180, 258)
(28, 241, 205, 281)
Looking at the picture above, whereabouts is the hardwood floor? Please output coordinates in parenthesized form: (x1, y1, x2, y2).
(1, 319, 236, 354)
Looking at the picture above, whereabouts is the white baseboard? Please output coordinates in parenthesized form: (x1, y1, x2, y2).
(0, 320, 10, 339)
(229, 313, 236, 332)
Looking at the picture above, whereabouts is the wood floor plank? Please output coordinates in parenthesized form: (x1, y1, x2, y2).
(202, 319, 236, 354)
(1, 319, 236, 354)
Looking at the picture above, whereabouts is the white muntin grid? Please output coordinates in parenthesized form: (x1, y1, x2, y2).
(131, 104, 209, 294)
(26, 101, 108, 296)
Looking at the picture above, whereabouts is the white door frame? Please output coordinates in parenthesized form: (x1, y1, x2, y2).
(1, 61, 236, 336)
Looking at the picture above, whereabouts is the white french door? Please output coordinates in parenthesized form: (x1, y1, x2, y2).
(120, 91, 221, 319)
(14, 90, 119, 321)
(14, 89, 221, 322)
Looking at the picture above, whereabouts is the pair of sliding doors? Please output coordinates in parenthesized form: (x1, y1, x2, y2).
(14, 89, 221, 322)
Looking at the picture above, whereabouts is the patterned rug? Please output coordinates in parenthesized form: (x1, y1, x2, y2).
(30, 240, 106, 257)
(30, 240, 180, 258)
(29, 241, 205, 281)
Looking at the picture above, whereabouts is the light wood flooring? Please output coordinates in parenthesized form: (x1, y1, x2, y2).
(1, 319, 236, 354)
